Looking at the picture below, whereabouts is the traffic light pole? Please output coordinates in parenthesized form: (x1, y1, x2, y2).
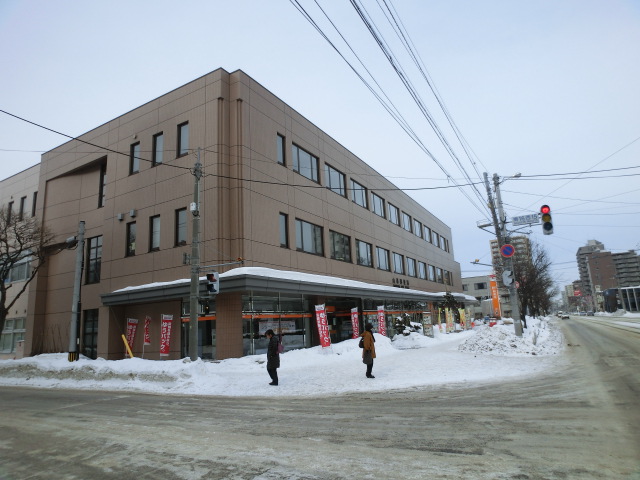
(188, 149, 202, 361)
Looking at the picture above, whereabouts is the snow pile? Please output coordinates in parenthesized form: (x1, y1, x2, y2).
(0, 317, 564, 396)
(458, 317, 564, 356)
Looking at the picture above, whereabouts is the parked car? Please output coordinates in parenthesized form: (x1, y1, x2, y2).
(560, 312, 570, 319)
(579, 311, 587, 316)
(586, 311, 594, 316)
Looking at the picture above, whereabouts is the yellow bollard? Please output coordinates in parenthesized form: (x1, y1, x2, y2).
(121, 334, 134, 358)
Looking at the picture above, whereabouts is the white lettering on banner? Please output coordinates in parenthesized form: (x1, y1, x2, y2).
(351, 307, 360, 339)
(143, 316, 151, 346)
(314, 304, 331, 348)
(126, 318, 138, 349)
(160, 314, 173, 357)
(377, 306, 387, 337)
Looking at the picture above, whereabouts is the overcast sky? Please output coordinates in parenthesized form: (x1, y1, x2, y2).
(1, 0, 639, 290)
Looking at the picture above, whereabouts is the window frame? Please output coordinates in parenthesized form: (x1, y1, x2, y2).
(401, 212, 412, 232)
(428, 264, 436, 282)
(152, 132, 164, 166)
(356, 239, 373, 267)
(292, 144, 319, 183)
(413, 219, 423, 239)
(418, 261, 427, 280)
(392, 252, 405, 274)
(126, 222, 136, 257)
(329, 230, 352, 263)
(350, 179, 368, 208)
(129, 142, 140, 174)
(376, 246, 390, 271)
(31, 191, 38, 217)
(177, 122, 189, 157)
(371, 193, 385, 218)
(277, 134, 286, 166)
(324, 163, 347, 197)
(98, 163, 106, 208)
(279, 212, 289, 248)
(406, 257, 417, 277)
(175, 208, 187, 246)
(295, 218, 324, 256)
(149, 215, 161, 251)
(388, 203, 399, 225)
(86, 235, 102, 284)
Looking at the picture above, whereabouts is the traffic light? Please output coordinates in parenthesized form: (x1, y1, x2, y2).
(206, 271, 219, 294)
(540, 205, 553, 235)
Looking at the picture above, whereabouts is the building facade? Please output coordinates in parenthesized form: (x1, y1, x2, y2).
(461, 275, 491, 319)
(17, 68, 470, 361)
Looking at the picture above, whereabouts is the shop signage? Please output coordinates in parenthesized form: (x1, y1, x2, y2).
(377, 306, 387, 336)
(126, 318, 138, 349)
(143, 316, 151, 346)
(350, 308, 360, 339)
(160, 314, 173, 357)
(314, 304, 331, 348)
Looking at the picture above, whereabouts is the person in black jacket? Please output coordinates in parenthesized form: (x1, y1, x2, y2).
(265, 329, 280, 386)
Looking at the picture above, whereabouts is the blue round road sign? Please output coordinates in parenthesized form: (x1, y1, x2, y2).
(500, 244, 515, 257)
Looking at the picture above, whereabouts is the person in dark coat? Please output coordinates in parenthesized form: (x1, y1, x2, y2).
(361, 323, 376, 378)
(265, 329, 280, 386)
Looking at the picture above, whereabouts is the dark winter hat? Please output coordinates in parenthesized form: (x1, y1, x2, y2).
(365, 323, 373, 331)
(265, 329, 275, 336)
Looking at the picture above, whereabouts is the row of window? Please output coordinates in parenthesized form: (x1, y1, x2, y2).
(280, 213, 453, 285)
(277, 134, 451, 253)
(129, 122, 189, 175)
(5, 192, 38, 223)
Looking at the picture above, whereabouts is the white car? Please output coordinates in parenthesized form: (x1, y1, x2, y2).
(560, 312, 570, 319)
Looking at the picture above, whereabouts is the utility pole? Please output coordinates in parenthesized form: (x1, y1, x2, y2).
(68, 220, 85, 361)
(188, 149, 202, 361)
(483, 172, 522, 337)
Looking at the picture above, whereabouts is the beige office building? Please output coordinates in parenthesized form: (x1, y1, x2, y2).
(13, 68, 470, 360)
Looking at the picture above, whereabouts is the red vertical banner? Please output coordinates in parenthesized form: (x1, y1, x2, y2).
(489, 274, 502, 318)
(160, 314, 173, 357)
(125, 318, 138, 349)
(350, 307, 360, 339)
(143, 316, 151, 346)
(377, 306, 387, 337)
(314, 304, 331, 348)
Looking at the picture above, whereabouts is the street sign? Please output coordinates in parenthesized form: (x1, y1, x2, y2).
(500, 244, 515, 257)
(502, 270, 514, 286)
(512, 213, 541, 226)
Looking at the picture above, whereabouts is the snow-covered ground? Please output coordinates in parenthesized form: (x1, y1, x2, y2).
(0, 317, 565, 397)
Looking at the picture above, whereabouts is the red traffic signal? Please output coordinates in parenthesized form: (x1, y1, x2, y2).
(540, 205, 553, 235)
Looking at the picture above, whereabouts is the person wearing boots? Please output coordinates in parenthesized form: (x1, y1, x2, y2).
(265, 329, 280, 385)
(361, 323, 376, 378)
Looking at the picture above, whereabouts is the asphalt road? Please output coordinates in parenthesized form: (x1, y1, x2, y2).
(1, 319, 639, 480)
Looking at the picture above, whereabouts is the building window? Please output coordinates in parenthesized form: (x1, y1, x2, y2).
(330, 230, 351, 262)
(462, 284, 469, 291)
(153, 133, 164, 166)
(433, 232, 441, 248)
(130, 142, 140, 174)
(149, 215, 161, 251)
(98, 164, 106, 208)
(376, 247, 390, 271)
(7, 201, 13, 224)
(443, 237, 449, 252)
(277, 134, 286, 165)
(413, 220, 423, 239)
(0, 318, 25, 354)
(126, 222, 136, 256)
(372, 193, 385, 218)
(279, 213, 289, 248)
(82, 309, 98, 360)
(18, 196, 27, 221)
(295, 219, 323, 255)
(325, 164, 346, 197)
(436, 267, 444, 284)
(175, 208, 187, 246)
(474, 282, 487, 290)
(177, 122, 189, 157)
(351, 180, 368, 208)
(418, 261, 427, 279)
(388, 204, 399, 225)
(86, 236, 102, 284)
(424, 227, 432, 243)
(31, 191, 38, 217)
(356, 240, 373, 267)
(444, 270, 452, 285)
(292, 144, 319, 182)
(428, 264, 436, 282)
(393, 252, 405, 274)
(7, 254, 30, 283)
(407, 258, 417, 277)
(401, 212, 412, 232)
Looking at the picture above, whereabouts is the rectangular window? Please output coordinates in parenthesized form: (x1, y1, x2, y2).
(279, 213, 289, 248)
(153, 133, 164, 166)
(462, 284, 469, 291)
(175, 208, 187, 246)
(0, 318, 25, 354)
(177, 122, 189, 157)
(350, 180, 368, 208)
(295, 219, 324, 255)
(388, 203, 399, 225)
(428, 265, 436, 282)
(393, 252, 405, 274)
(401, 212, 412, 232)
(130, 142, 140, 174)
(407, 258, 417, 277)
(8, 255, 30, 283)
(18, 196, 27, 221)
(292, 144, 319, 182)
(325, 164, 347, 197)
(418, 261, 427, 280)
(433, 232, 441, 248)
(474, 282, 487, 290)
(413, 219, 423, 239)
(376, 247, 390, 271)
(82, 309, 99, 360)
(86, 236, 102, 284)
(330, 231, 351, 262)
(436, 267, 444, 284)
(443, 238, 450, 252)
(277, 134, 286, 165)
(371, 193, 385, 218)
(7, 201, 13, 224)
(31, 191, 38, 217)
(98, 163, 106, 208)
(424, 227, 432, 244)
(126, 222, 136, 256)
(444, 270, 452, 286)
(149, 215, 161, 251)
(356, 240, 373, 267)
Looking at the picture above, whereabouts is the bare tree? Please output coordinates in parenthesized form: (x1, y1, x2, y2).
(512, 241, 558, 320)
(0, 206, 55, 335)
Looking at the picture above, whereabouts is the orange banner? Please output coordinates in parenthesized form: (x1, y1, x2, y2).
(489, 275, 501, 318)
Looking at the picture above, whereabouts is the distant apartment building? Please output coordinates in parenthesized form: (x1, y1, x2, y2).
(3, 68, 475, 361)
(461, 275, 492, 319)
(489, 235, 532, 318)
